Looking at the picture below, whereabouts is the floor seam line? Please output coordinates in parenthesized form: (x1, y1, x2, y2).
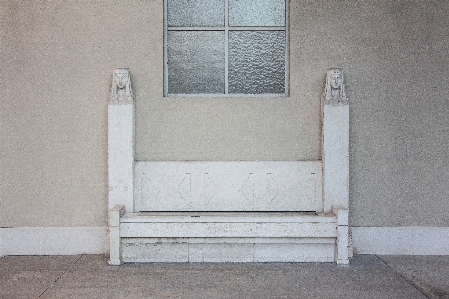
(375, 254, 430, 299)
(36, 254, 84, 299)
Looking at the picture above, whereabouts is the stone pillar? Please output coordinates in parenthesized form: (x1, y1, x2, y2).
(322, 68, 350, 264)
(108, 68, 135, 212)
(322, 68, 349, 213)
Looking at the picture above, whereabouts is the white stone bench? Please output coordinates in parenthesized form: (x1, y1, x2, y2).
(108, 68, 350, 265)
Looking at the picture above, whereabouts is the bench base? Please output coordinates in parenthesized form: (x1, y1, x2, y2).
(121, 237, 336, 263)
(109, 209, 349, 264)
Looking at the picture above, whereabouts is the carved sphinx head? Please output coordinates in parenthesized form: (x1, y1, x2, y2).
(330, 69, 343, 90)
(110, 68, 133, 105)
(114, 69, 129, 89)
(324, 68, 348, 105)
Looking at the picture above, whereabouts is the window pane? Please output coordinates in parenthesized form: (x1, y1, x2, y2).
(229, 0, 285, 27)
(167, 0, 224, 27)
(167, 31, 225, 94)
(229, 31, 285, 94)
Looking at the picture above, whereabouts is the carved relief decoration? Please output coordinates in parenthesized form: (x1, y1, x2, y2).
(110, 68, 134, 105)
(134, 162, 322, 212)
(323, 68, 348, 105)
(178, 173, 192, 200)
(241, 173, 278, 206)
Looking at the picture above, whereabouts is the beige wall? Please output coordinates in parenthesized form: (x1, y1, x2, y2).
(135, 2, 321, 162)
(1, 1, 448, 228)
(342, 1, 449, 227)
(1, 1, 161, 227)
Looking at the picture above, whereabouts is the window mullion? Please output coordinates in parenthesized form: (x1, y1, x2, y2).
(167, 26, 226, 31)
(285, 0, 289, 96)
(224, 0, 229, 95)
(163, 0, 168, 96)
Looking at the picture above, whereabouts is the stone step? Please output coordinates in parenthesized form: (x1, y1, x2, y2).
(120, 212, 338, 239)
(121, 211, 336, 223)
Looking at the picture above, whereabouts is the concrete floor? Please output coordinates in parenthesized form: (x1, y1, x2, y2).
(0, 255, 448, 299)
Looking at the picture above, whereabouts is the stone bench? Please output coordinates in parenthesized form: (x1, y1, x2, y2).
(108, 68, 350, 265)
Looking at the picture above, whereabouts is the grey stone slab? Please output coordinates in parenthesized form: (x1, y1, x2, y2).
(0, 270, 65, 299)
(1, 290, 48, 299)
(0, 255, 80, 299)
(0, 255, 81, 272)
(40, 287, 164, 299)
(34, 255, 426, 299)
(2, 255, 440, 299)
(41, 266, 426, 299)
(379, 255, 449, 299)
(69, 254, 109, 270)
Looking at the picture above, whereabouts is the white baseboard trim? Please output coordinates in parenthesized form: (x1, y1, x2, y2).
(351, 226, 449, 255)
(0, 227, 108, 256)
(2, 226, 448, 257)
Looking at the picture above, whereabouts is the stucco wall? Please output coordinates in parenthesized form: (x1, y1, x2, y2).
(135, 1, 321, 162)
(1, 0, 448, 228)
(1, 1, 161, 227)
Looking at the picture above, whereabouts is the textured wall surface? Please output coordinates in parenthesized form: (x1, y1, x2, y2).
(1, 0, 448, 228)
(0, 1, 161, 227)
(135, 3, 320, 162)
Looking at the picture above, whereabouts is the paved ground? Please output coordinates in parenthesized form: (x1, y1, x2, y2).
(1, 254, 448, 299)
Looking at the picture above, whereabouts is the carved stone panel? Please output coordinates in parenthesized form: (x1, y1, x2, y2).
(134, 161, 322, 212)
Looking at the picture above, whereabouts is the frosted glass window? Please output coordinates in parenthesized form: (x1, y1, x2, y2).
(167, 31, 225, 94)
(229, 31, 285, 94)
(164, 0, 288, 96)
(167, 0, 224, 27)
(229, 0, 285, 27)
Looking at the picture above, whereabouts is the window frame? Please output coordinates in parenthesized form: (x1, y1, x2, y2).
(163, 0, 289, 97)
